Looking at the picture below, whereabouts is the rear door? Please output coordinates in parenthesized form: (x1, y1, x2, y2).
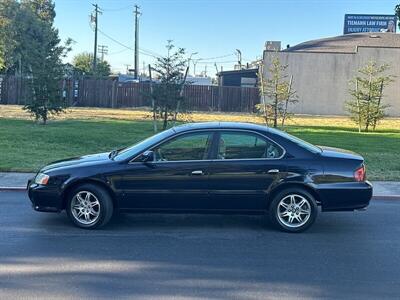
(208, 130, 286, 211)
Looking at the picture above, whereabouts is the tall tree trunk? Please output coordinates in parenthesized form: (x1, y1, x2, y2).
(273, 80, 278, 128)
(163, 107, 168, 130)
(372, 80, 384, 131)
(258, 65, 268, 126)
(281, 75, 293, 127)
(173, 66, 189, 126)
(365, 74, 373, 132)
(355, 79, 361, 133)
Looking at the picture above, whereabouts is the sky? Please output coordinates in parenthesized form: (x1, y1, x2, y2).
(53, 0, 399, 76)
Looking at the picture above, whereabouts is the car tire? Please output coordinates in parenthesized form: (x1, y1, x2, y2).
(66, 183, 113, 229)
(269, 188, 318, 233)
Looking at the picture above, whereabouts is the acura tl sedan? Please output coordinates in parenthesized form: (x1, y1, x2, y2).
(28, 122, 372, 232)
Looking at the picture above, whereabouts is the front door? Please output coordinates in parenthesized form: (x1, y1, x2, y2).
(117, 131, 214, 210)
(208, 130, 286, 211)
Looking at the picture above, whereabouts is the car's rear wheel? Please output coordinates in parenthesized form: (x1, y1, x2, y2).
(269, 188, 318, 233)
(66, 183, 113, 229)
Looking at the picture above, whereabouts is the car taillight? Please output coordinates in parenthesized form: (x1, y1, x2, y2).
(354, 165, 366, 182)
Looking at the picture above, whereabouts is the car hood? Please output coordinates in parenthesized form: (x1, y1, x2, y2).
(41, 152, 111, 172)
(318, 146, 363, 161)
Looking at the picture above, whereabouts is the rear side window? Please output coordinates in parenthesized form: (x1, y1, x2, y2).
(217, 132, 284, 160)
(271, 130, 322, 154)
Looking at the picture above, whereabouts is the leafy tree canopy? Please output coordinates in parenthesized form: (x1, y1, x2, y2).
(256, 57, 298, 128)
(150, 41, 189, 130)
(72, 52, 111, 77)
(0, 0, 72, 123)
(346, 61, 394, 132)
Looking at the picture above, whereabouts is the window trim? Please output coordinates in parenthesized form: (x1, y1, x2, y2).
(129, 128, 286, 164)
(213, 130, 286, 161)
(129, 130, 215, 163)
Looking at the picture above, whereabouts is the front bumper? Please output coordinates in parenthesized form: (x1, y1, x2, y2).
(27, 179, 63, 212)
(316, 181, 373, 212)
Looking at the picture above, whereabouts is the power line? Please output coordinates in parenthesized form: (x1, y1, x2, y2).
(196, 60, 237, 64)
(97, 28, 133, 49)
(97, 28, 158, 58)
(101, 5, 131, 12)
(139, 47, 163, 58)
(197, 53, 235, 61)
(108, 48, 130, 55)
(89, 9, 239, 71)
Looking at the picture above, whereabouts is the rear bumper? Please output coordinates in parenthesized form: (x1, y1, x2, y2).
(316, 181, 373, 212)
(27, 179, 63, 212)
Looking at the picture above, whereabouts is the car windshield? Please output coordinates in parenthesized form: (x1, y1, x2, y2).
(272, 130, 322, 154)
(113, 129, 174, 161)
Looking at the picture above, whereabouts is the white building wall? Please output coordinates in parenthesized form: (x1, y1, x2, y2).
(263, 47, 400, 116)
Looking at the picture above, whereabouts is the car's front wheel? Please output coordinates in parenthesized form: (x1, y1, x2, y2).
(66, 183, 113, 229)
(269, 188, 318, 233)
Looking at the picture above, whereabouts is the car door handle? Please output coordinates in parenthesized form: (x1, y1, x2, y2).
(268, 169, 280, 174)
(191, 170, 204, 176)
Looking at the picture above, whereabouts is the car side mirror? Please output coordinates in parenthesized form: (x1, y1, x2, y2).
(140, 150, 154, 162)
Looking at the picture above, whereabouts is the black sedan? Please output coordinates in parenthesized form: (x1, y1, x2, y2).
(28, 122, 372, 232)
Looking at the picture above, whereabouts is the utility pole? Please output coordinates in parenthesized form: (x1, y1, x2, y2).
(124, 64, 131, 74)
(236, 49, 242, 69)
(134, 4, 141, 79)
(142, 61, 146, 76)
(91, 4, 102, 73)
(187, 52, 198, 76)
(214, 63, 219, 75)
(97, 45, 108, 61)
(192, 59, 199, 77)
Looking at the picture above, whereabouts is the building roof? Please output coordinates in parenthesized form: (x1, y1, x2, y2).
(217, 68, 258, 76)
(284, 32, 400, 53)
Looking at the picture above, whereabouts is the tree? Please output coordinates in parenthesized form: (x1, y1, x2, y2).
(22, 0, 55, 23)
(149, 41, 188, 130)
(396, 4, 400, 30)
(346, 61, 394, 132)
(0, 0, 20, 74)
(0, 0, 72, 124)
(256, 57, 297, 128)
(72, 52, 111, 77)
(20, 0, 72, 124)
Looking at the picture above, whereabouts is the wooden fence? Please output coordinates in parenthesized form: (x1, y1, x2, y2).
(0, 76, 260, 113)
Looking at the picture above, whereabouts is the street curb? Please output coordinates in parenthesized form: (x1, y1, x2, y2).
(0, 187, 26, 191)
(373, 195, 400, 200)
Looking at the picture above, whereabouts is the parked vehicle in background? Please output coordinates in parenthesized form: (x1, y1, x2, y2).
(28, 122, 372, 232)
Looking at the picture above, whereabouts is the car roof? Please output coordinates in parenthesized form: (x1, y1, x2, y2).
(172, 122, 270, 133)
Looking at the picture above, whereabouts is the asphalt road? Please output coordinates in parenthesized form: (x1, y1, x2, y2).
(0, 191, 399, 299)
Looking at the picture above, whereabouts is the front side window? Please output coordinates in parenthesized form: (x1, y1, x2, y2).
(217, 132, 284, 160)
(153, 132, 212, 162)
(115, 129, 174, 161)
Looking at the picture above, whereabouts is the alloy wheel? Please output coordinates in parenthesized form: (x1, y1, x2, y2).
(277, 194, 311, 228)
(71, 191, 101, 225)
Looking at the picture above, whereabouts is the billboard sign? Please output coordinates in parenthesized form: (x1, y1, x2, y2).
(344, 14, 397, 34)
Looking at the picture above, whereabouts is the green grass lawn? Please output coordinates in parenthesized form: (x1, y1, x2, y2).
(0, 117, 399, 180)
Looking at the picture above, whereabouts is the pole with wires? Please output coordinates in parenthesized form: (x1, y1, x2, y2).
(97, 45, 108, 61)
(134, 4, 141, 79)
(91, 4, 102, 73)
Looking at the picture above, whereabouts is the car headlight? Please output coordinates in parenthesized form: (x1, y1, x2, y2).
(35, 173, 50, 185)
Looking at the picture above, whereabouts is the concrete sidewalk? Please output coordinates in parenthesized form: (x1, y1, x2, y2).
(0, 172, 35, 190)
(0, 172, 399, 198)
